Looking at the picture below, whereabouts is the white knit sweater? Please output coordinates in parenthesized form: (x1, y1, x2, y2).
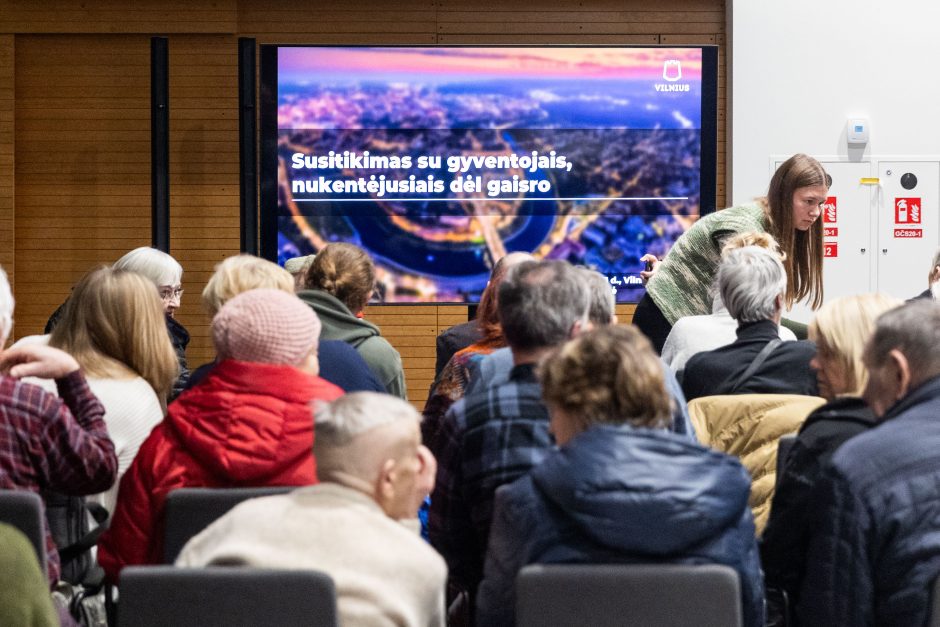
(17, 335, 164, 515)
(177, 483, 447, 627)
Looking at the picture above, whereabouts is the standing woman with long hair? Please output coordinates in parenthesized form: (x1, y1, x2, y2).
(18, 267, 177, 513)
(636, 153, 828, 353)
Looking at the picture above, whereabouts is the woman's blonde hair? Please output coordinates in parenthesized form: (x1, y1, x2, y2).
(808, 293, 902, 396)
(202, 255, 294, 317)
(763, 153, 829, 310)
(722, 231, 785, 260)
(50, 266, 178, 403)
(303, 243, 375, 314)
(540, 325, 671, 434)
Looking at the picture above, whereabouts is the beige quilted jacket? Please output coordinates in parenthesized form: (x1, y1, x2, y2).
(688, 394, 826, 534)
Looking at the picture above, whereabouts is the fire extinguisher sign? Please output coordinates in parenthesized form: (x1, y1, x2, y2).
(822, 197, 837, 223)
(895, 198, 922, 224)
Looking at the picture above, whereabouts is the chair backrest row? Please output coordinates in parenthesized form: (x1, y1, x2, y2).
(117, 566, 337, 627)
(516, 563, 743, 627)
(0, 490, 46, 577)
(163, 486, 294, 563)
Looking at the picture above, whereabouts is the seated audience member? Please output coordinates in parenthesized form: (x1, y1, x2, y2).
(0, 266, 117, 585)
(187, 254, 383, 393)
(177, 392, 446, 627)
(0, 524, 60, 627)
(299, 243, 407, 399)
(661, 233, 797, 378)
(908, 247, 940, 301)
(434, 319, 481, 379)
(465, 267, 696, 438)
(799, 299, 940, 626)
(423, 252, 533, 443)
(682, 246, 817, 401)
(429, 260, 591, 606)
(112, 247, 191, 400)
(761, 293, 899, 615)
(477, 325, 764, 627)
(283, 254, 316, 290)
(46, 247, 190, 399)
(16, 267, 177, 515)
(97, 289, 343, 581)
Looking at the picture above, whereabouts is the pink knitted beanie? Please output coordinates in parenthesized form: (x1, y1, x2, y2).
(212, 288, 321, 366)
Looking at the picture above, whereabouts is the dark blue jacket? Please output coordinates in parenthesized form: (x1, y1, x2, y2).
(476, 424, 764, 627)
(798, 375, 940, 627)
(184, 339, 384, 394)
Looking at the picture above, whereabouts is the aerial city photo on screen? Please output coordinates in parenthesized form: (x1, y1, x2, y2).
(274, 46, 707, 303)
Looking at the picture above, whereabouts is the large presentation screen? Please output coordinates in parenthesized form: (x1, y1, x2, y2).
(260, 45, 717, 303)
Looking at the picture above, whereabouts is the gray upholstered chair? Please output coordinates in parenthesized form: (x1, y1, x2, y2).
(162, 487, 294, 563)
(0, 490, 46, 576)
(117, 566, 337, 627)
(516, 563, 742, 627)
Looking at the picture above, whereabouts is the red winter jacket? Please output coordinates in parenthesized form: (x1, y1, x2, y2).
(97, 359, 343, 582)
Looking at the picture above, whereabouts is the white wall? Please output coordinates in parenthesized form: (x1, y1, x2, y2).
(730, 0, 940, 203)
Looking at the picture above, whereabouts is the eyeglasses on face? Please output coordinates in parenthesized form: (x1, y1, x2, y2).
(158, 286, 184, 301)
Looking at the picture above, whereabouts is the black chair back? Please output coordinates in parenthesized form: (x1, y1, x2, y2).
(776, 435, 798, 486)
(117, 566, 337, 627)
(163, 487, 294, 563)
(930, 575, 940, 627)
(516, 563, 742, 627)
(0, 490, 46, 576)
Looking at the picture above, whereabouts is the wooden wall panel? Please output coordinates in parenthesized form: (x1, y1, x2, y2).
(167, 35, 241, 366)
(0, 35, 13, 305)
(0, 1, 237, 35)
(5, 0, 726, 409)
(14, 34, 151, 336)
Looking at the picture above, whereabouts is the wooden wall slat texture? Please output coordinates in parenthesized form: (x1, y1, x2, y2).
(4, 0, 726, 409)
(0, 35, 13, 309)
(13, 34, 152, 337)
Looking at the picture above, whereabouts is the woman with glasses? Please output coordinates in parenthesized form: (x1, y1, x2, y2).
(43, 247, 190, 400)
(112, 247, 190, 400)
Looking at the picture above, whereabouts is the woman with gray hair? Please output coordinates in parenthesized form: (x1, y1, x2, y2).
(680, 245, 818, 401)
(661, 233, 797, 379)
(45, 246, 192, 400)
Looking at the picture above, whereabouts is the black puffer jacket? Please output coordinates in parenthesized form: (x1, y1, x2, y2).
(798, 376, 940, 626)
(166, 315, 190, 402)
(760, 396, 875, 600)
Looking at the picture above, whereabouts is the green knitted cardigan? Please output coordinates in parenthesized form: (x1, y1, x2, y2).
(646, 203, 768, 325)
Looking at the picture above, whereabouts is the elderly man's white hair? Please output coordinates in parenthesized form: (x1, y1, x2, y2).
(717, 246, 787, 324)
(0, 266, 12, 344)
(113, 247, 183, 288)
(314, 392, 421, 483)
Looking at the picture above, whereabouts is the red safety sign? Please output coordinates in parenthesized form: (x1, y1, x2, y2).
(894, 228, 923, 238)
(822, 196, 837, 223)
(824, 227, 839, 238)
(895, 198, 922, 224)
(824, 242, 838, 257)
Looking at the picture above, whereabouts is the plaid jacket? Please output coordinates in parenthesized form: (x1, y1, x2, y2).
(0, 371, 117, 584)
(428, 363, 553, 593)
